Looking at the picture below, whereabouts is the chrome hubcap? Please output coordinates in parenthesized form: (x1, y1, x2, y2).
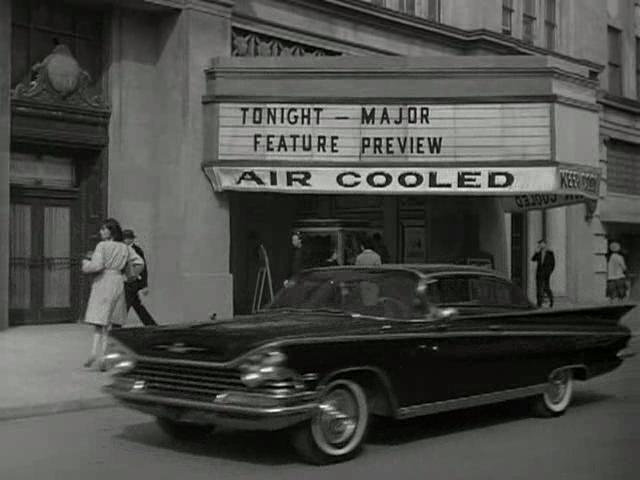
(547, 371, 570, 404)
(317, 389, 358, 445)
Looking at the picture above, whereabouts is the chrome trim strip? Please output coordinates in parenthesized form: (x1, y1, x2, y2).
(104, 386, 317, 416)
(396, 385, 547, 419)
(128, 329, 629, 369)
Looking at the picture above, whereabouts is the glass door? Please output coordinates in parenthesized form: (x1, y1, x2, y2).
(9, 194, 79, 325)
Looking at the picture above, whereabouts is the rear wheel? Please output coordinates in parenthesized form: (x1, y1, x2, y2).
(156, 417, 215, 441)
(291, 379, 369, 464)
(531, 369, 573, 417)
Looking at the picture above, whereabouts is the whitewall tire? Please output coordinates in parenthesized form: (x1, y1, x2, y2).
(292, 379, 369, 464)
(532, 369, 574, 417)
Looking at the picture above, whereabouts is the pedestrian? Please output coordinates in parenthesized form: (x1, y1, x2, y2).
(355, 236, 382, 266)
(372, 232, 390, 264)
(82, 218, 144, 370)
(531, 239, 555, 307)
(606, 242, 628, 303)
(123, 229, 157, 326)
(289, 232, 304, 277)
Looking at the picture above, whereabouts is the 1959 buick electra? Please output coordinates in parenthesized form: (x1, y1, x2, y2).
(104, 265, 635, 464)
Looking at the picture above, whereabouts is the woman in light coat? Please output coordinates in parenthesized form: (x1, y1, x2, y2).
(82, 218, 144, 370)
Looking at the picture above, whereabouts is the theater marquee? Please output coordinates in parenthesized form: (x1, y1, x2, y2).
(216, 103, 552, 163)
(206, 102, 600, 208)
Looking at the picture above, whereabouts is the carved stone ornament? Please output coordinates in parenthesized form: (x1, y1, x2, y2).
(232, 28, 341, 57)
(12, 44, 106, 110)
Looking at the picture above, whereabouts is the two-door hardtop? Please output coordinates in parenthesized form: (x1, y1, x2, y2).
(104, 264, 635, 464)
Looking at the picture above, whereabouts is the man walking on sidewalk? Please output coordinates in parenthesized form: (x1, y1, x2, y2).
(123, 229, 157, 326)
(531, 239, 555, 308)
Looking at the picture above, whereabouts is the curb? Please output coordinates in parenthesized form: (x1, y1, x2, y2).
(0, 396, 116, 421)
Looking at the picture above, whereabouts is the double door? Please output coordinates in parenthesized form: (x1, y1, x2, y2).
(9, 190, 80, 325)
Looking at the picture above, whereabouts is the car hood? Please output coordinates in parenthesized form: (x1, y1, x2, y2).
(110, 310, 385, 364)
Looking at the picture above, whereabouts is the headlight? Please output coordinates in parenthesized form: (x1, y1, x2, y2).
(103, 338, 137, 374)
(239, 349, 293, 387)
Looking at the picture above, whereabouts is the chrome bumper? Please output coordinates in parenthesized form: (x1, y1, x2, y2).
(617, 348, 636, 359)
(103, 384, 318, 431)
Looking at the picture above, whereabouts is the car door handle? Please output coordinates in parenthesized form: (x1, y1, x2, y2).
(488, 325, 503, 331)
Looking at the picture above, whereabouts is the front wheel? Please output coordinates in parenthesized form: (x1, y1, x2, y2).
(156, 417, 215, 441)
(531, 369, 574, 417)
(291, 379, 369, 464)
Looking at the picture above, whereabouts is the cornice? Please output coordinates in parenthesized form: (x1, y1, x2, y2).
(207, 58, 597, 91)
(599, 92, 640, 116)
(204, 94, 560, 104)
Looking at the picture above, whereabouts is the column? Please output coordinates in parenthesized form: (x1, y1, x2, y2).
(0, 0, 11, 330)
(546, 207, 568, 304)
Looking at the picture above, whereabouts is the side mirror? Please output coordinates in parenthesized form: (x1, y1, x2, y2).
(437, 307, 458, 320)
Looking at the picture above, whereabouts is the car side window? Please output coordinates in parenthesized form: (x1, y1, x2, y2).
(427, 276, 472, 305)
(427, 275, 532, 308)
(471, 277, 511, 306)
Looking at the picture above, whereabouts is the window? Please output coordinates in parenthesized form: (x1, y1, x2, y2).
(269, 270, 423, 319)
(399, 0, 416, 15)
(502, 0, 514, 35)
(608, 27, 623, 96)
(636, 37, 640, 99)
(424, 0, 440, 21)
(544, 0, 556, 49)
(523, 0, 536, 44)
(371, 0, 385, 6)
(426, 275, 531, 308)
(607, 140, 640, 196)
(11, 0, 104, 90)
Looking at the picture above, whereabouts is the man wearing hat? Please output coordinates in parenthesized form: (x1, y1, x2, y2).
(607, 242, 628, 303)
(123, 229, 157, 326)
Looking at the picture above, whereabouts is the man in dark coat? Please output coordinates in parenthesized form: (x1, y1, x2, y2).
(531, 239, 555, 308)
(123, 229, 157, 326)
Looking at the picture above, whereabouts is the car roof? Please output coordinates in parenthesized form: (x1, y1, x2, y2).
(305, 263, 506, 280)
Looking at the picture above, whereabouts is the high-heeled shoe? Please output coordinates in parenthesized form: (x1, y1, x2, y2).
(83, 357, 96, 368)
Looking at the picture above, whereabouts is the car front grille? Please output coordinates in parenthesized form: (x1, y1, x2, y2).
(117, 359, 299, 401)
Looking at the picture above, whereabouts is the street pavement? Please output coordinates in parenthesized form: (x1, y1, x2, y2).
(1, 342, 638, 480)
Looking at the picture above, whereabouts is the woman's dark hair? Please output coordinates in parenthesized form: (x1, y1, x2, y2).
(102, 218, 124, 242)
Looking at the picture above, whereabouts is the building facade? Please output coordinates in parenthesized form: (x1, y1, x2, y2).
(0, 0, 637, 330)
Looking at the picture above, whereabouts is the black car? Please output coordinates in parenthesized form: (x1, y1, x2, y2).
(104, 265, 635, 464)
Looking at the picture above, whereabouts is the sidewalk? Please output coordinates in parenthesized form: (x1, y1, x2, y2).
(0, 323, 115, 421)
(1, 306, 639, 422)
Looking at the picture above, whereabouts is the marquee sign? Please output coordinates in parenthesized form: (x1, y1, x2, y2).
(203, 164, 600, 200)
(209, 102, 600, 210)
(217, 103, 552, 163)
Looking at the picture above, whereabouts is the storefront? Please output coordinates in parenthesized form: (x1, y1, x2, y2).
(203, 56, 601, 312)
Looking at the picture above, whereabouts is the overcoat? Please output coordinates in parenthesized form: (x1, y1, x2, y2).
(82, 240, 144, 327)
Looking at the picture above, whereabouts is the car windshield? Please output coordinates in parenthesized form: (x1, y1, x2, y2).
(266, 269, 423, 319)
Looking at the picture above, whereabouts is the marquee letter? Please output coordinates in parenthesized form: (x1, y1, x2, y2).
(457, 171, 481, 188)
(287, 171, 312, 187)
(241, 107, 250, 125)
(488, 171, 515, 188)
(428, 172, 452, 188)
(361, 107, 376, 125)
(366, 171, 392, 188)
(236, 170, 265, 186)
(398, 172, 424, 188)
(337, 171, 361, 188)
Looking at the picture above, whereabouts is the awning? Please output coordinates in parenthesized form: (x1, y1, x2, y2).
(203, 162, 600, 211)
